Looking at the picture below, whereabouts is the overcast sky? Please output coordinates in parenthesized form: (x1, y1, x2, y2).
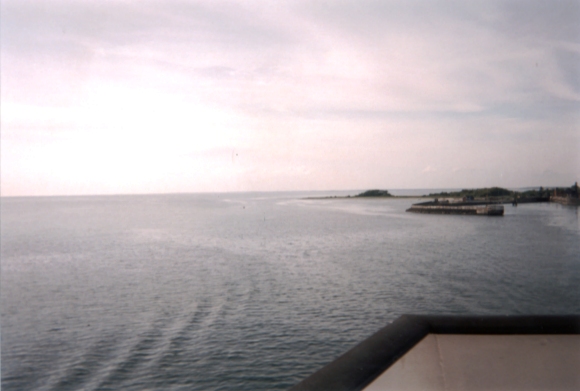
(1, 0, 579, 196)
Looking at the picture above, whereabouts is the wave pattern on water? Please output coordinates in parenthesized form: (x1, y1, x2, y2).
(2, 194, 579, 390)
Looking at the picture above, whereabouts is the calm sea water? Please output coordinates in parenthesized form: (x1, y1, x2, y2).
(2, 192, 579, 390)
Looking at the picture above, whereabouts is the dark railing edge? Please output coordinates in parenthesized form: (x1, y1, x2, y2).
(288, 314, 580, 391)
(288, 315, 428, 391)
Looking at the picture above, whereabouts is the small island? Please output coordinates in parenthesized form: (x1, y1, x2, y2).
(304, 189, 395, 199)
(355, 189, 392, 197)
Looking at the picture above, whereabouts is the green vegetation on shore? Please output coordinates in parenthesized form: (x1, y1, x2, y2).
(428, 183, 578, 199)
(306, 182, 578, 200)
(355, 189, 392, 197)
(428, 187, 513, 198)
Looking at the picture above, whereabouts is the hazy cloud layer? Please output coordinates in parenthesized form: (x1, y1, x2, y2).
(2, 0, 579, 195)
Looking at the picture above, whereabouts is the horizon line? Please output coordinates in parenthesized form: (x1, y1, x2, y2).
(1, 184, 576, 199)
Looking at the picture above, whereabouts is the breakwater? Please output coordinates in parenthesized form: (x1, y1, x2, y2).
(406, 201, 504, 216)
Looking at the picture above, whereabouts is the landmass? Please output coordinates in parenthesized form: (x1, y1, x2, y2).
(427, 187, 513, 198)
(304, 189, 400, 199)
(428, 183, 579, 204)
(355, 189, 392, 197)
(304, 182, 579, 204)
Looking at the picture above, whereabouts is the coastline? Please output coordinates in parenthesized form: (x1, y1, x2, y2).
(303, 195, 422, 200)
(303, 195, 546, 202)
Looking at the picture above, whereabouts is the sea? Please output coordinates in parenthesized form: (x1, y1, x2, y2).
(1, 191, 579, 390)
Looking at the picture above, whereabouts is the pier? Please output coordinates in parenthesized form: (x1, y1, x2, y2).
(406, 201, 504, 216)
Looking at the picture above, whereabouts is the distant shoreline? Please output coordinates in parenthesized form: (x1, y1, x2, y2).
(304, 184, 579, 203)
(303, 195, 424, 200)
(302, 194, 551, 204)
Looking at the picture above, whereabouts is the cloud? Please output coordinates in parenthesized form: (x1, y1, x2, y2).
(1, 0, 579, 195)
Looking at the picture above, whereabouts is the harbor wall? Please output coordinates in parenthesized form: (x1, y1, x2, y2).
(406, 202, 504, 216)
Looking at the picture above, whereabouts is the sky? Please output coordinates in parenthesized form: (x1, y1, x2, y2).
(1, 0, 579, 196)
